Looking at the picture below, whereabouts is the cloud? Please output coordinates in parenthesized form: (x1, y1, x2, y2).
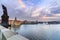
(40, 16, 59, 21)
(53, 14, 60, 17)
(50, 6, 60, 14)
(18, 0, 26, 9)
(31, 13, 40, 17)
(0, 0, 60, 21)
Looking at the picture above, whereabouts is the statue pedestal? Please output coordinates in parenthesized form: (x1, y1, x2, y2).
(1, 23, 10, 28)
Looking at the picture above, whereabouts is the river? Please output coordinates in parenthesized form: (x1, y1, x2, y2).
(12, 24, 60, 40)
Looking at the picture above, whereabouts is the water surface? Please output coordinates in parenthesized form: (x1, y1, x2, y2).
(13, 24, 60, 40)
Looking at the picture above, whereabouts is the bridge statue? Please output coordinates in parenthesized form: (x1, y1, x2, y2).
(1, 5, 10, 28)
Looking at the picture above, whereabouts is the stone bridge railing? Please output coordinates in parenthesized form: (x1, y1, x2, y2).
(0, 25, 29, 40)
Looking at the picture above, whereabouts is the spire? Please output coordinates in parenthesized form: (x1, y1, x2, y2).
(13, 17, 17, 23)
(15, 17, 17, 21)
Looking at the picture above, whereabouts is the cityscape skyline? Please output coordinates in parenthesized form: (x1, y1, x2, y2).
(0, 0, 60, 21)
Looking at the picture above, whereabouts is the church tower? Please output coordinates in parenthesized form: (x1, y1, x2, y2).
(1, 5, 9, 28)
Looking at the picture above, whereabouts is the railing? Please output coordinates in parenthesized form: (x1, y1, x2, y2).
(0, 25, 29, 40)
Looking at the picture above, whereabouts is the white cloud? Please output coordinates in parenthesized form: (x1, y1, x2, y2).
(0, 0, 60, 21)
(53, 14, 60, 17)
(18, 0, 26, 9)
(31, 13, 40, 17)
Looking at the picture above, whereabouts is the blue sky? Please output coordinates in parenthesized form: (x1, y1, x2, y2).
(0, 0, 60, 21)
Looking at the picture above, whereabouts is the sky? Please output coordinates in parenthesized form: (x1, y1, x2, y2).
(0, 0, 60, 21)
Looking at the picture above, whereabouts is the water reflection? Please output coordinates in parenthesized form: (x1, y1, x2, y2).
(13, 24, 60, 40)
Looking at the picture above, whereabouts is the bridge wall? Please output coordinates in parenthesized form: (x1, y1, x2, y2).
(0, 25, 29, 40)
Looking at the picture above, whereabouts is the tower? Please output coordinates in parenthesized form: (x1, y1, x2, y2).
(1, 5, 9, 28)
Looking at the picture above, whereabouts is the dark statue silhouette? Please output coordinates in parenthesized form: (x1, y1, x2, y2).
(1, 5, 10, 28)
